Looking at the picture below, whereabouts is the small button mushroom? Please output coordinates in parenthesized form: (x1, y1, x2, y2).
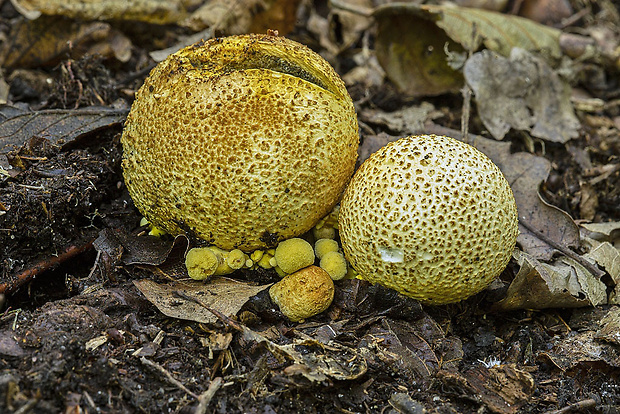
(319, 251, 348, 281)
(274, 238, 315, 274)
(269, 266, 334, 322)
(185, 247, 219, 280)
(226, 249, 248, 270)
(314, 238, 340, 260)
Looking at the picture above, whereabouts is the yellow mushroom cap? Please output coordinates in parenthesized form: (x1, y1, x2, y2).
(226, 249, 247, 270)
(269, 265, 334, 322)
(319, 251, 348, 281)
(314, 238, 340, 260)
(338, 135, 519, 305)
(121, 34, 359, 251)
(185, 247, 219, 280)
(274, 238, 315, 274)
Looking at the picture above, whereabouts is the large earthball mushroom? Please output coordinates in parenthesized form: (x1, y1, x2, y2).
(338, 134, 519, 305)
(121, 34, 358, 251)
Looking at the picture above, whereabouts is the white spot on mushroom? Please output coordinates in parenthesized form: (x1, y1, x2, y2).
(421, 251, 434, 261)
(378, 246, 404, 263)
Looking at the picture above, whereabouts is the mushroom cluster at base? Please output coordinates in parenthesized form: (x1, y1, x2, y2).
(184, 213, 349, 322)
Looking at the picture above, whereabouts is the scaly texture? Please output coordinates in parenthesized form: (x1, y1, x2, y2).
(339, 135, 518, 305)
(121, 34, 358, 251)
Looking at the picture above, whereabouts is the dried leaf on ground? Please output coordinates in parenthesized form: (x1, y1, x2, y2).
(342, 53, 385, 88)
(374, 6, 464, 97)
(539, 329, 620, 371)
(0, 17, 132, 68)
(182, 0, 300, 35)
(0, 105, 127, 177)
(464, 49, 579, 142)
(581, 221, 620, 244)
(327, 0, 373, 52)
(93, 229, 190, 267)
(581, 237, 620, 303)
(494, 250, 606, 311)
(133, 278, 271, 324)
(242, 327, 368, 382)
(373, 3, 561, 96)
(443, 364, 535, 414)
(360, 317, 463, 383)
(10, 0, 188, 24)
(595, 306, 620, 345)
(359, 102, 443, 136)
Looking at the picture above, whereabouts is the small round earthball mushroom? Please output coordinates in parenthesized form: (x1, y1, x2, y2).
(121, 34, 358, 251)
(338, 134, 519, 305)
(274, 238, 315, 274)
(269, 265, 334, 322)
(319, 251, 348, 280)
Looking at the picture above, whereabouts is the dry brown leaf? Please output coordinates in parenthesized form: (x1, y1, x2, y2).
(327, 0, 373, 52)
(0, 105, 127, 181)
(373, 3, 562, 96)
(493, 250, 606, 311)
(0, 17, 133, 69)
(240, 325, 367, 382)
(374, 7, 464, 97)
(248, 0, 301, 36)
(133, 278, 271, 324)
(11, 0, 188, 24)
(540, 329, 620, 371)
(182, 0, 300, 35)
(461, 364, 535, 414)
(595, 306, 620, 346)
(464, 49, 579, 143)
(359, 102, 443, 136)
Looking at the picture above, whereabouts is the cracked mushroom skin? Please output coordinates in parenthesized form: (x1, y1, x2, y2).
(338, 135, 519, 305)
(269, 265, 334, 322)
(121, 34, 358, 251)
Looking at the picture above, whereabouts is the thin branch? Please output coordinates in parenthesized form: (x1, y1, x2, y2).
(195, 377, 224, 414)
(140, 357, 199, 400)
(543, 398, 597, 414)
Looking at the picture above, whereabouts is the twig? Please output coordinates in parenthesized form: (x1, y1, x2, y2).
(518, 219, 605, 279)
(140, 357, 199, 399)
(0, 240, 94, 294)
(461, 85, 472, 144)
(173, 290, 244, 332)
(195, 377, 224, 414)
(543, 398, 597, 414)
(12, 398, 39, 414)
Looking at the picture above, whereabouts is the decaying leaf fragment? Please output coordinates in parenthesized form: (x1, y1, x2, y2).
(240, 323, 367, 382)
(494, 250, 607, 311)
(0, 16, 132, 69)
(373, 3, 561, 96)
(181, 0, 300, 35)
(10, 0, 188, 24)
(464, 48, 580, 142)
(133, 278, 271, 325)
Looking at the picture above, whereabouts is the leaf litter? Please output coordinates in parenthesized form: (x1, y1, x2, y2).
(1, 0, 620, 413)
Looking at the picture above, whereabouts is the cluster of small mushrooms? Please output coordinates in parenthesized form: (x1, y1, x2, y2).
(121, 34, 519, 322)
